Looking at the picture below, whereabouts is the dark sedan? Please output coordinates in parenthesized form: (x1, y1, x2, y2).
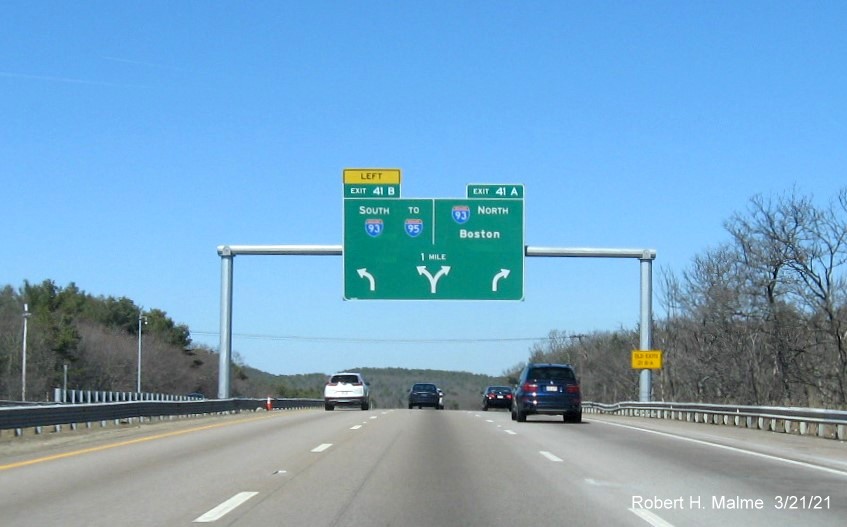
(481, 386, 513, 410)
(408, 383, 443, 409)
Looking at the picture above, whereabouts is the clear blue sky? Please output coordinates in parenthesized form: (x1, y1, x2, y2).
(3, 2, 845, 377)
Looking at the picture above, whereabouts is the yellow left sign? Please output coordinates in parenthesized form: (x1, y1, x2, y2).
(343, 168, 401, 185)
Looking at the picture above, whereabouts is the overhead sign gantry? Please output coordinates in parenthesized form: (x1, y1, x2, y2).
(216, 167, 657, 402)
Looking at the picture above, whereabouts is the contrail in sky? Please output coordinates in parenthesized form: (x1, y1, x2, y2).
(0, 70, 147, 88)
(102, 55, 190, 73)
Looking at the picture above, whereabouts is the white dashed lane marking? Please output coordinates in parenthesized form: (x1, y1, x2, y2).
(311, 443, 333, 453)
(539, 451, 563, 463)
(629, 507, 676, 527)
(193, 492, 258, 523)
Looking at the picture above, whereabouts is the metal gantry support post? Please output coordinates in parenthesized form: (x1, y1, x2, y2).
(218, 246, 235, 399)
(639, 252, 654, 402)
(216, 245, 656, 400)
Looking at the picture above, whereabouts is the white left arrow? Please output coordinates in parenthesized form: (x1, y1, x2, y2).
(492, 269, 511, 292)
(357, 268, 376, 291)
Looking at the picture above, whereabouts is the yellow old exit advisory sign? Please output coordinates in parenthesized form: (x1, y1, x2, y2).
(631, 350, 663, 369)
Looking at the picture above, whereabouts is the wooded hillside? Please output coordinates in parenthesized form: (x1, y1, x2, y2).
(0, 282, 508, 408)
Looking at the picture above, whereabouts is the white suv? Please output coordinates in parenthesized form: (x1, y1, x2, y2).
(324, 372, 370, 411)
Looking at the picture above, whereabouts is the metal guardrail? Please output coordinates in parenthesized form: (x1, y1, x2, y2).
(51, 388, 208, 404)
(582, 401, 847, 441)
(0, 398, 323, 436)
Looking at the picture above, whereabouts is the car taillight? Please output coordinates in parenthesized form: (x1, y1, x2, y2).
(505, 394, 512, 399)
(566, 384, 580, 394)
(521, 383, 538, 393)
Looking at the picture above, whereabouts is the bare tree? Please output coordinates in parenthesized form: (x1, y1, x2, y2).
(726, 189, 847, 405)
(75, 323, 136, 390)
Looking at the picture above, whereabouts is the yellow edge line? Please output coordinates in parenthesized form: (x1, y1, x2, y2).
(0, 412, 279, 471)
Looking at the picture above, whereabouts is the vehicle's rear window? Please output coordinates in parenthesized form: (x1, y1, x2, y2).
(413, 384, 437, 392)
(331, 374, 361, 384)
(489, 386, 512, 392)
(527, 367, 575, 382)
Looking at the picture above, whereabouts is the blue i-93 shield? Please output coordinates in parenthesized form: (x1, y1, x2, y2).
(365, 219, 384, 237)
(452, 205, 470, 224)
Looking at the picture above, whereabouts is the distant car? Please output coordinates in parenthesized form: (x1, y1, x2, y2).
(408, 383, 443, 409)
(481, 386, 512, 410)
(324, 372, 370, 411)
(511, 363, 581, 423)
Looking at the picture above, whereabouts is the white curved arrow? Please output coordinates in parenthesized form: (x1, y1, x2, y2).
(492, 269, 511, 292)
(357, 268, 376, 291)
(417, 265, 451, 294)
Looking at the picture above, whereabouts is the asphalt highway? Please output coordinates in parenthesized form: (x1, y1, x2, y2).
(1, 408, 845, 526)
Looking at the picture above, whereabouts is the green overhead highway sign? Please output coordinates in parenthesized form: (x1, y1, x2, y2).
(466, 183, 524, 199)
(343, 173, 524, 300)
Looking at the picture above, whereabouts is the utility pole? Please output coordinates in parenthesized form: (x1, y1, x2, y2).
(22, 303, 30, 401)
(137, 312, 148, 393)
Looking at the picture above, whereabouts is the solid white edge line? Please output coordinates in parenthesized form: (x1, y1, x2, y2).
(591, 419, 847, 478)
(193, 491, 258, 523)
(629, 507, 676, 527)
(539, 451, 563, 462)
(311, 443, 333, 453)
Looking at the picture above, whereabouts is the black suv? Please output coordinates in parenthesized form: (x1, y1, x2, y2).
(408, 383, 443, 409)
(511, 363, 581, 423)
